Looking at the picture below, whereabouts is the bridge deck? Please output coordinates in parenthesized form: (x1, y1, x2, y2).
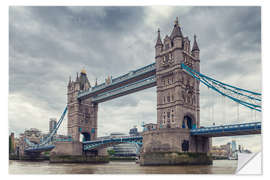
(25, 122, 261, 152)
(190, 122, 261, 137)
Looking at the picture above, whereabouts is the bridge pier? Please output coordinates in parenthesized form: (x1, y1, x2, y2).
(49, 141, 109, 163)
(140, 128, 212, 165)
(50, 141, 82, 156)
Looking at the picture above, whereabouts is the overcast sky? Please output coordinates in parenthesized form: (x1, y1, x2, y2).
(9, 6, 261, 152)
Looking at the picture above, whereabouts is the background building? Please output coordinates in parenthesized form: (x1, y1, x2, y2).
(108, 132, 139, 156)
(49, 118, 57, 134)
(129, 126, 140, 136)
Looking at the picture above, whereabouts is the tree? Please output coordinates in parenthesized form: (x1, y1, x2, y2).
(107, 149, 115, 156)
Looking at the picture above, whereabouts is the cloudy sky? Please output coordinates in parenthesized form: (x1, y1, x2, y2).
(9, 6, 261, 152)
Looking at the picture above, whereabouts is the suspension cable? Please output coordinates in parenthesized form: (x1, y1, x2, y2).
(208, 87, 211, 125)
(212, 89, 215, 125)
(237, 103, 240, 122)
(223, 96, 226, 125)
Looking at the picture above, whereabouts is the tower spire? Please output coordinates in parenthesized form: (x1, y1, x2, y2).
(192, 34, 200, 52)
(175, 17, 179, 26)
(68, 76, 72, 87)
(155, 28, 163, 47)
(95, 78, 98, 86)
(170, 17, 183, 39)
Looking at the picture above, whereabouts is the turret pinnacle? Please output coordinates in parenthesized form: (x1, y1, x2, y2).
(192, 35, 200, 51)
(76, 72, 79, 81)
(170, 17, 183, 40)
(155, 28, 163, 47)
(95, 78, 98, 86)
(68, 76, 72, 87)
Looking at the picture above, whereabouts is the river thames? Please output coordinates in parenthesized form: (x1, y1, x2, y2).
(9, 160, 237, 174)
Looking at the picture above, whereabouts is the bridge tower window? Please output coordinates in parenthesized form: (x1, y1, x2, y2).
(167, 112, 170, 119)
(182, 116, 193, 129)
(167, 95, 170, 102)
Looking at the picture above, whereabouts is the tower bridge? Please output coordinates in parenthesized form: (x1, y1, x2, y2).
(22, 17, 261, 165)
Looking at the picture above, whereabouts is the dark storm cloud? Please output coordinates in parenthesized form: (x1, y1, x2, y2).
(9, 6, 147, 112)
(9, 6, 261, 150)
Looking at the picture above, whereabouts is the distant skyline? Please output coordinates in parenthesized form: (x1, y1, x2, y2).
(9, 6, 261, 152)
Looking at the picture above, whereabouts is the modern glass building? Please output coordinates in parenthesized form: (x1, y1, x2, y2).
(108, 132, 140, 156)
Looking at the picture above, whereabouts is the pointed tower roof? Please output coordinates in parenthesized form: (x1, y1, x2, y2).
(155, 28, 163, 47)
(192, 35, 200, 51)
(170, 17, 183, 39)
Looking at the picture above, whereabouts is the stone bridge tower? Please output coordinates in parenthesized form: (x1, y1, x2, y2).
(155, 17, 200, 130)
(67, 69, 98, 142)
(141, 18, 211, 165)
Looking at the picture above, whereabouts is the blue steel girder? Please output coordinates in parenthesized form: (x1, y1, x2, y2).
(181, 63, 261, 112)
(190, 122, 261, 137)
(83, 136, 143, 151)
(91, 75, 156, 103)
(78, 63, 156, 100)
(24, 145, 55, 153)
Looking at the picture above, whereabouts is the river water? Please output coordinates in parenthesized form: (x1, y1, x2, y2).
(9, 160, 237, 174)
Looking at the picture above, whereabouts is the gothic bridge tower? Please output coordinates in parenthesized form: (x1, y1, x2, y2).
(155, 17, 200, 130)
(67, 69, 98, 142)
(141, 18, 211, 165)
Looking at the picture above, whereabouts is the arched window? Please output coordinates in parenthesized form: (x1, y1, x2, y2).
(182, 116, 193, 129)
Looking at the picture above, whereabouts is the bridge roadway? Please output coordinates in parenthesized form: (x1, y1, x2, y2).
(82, 121, 261, 150)
(24, 122, 261, 153)
(190, 122, 261, 137)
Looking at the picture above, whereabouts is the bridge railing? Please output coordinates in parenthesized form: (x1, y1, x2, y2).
(78, 63, 156, 98)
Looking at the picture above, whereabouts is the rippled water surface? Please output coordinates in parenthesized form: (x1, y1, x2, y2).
(9, 160, 237, 174)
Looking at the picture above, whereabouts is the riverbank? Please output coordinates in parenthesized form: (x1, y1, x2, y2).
(50, 155, 109, 163)
(109, 156, 136, 161)
(9, 160, 237, 174)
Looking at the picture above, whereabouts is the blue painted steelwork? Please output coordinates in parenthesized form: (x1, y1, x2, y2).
(78, 61, 261, 112)
(181, 63, 261, 112)
(24, 145, 55, 153)
(24, 106, 68, 152)
(55, 138, 73, 142)
(83, 136, 143, 150)
(78, 63, 156, 99)
(91, 75, 156, 103)
(25, 138, 37, 146)
(83, 121, 261, 150)
(190, 122, 261, 137)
